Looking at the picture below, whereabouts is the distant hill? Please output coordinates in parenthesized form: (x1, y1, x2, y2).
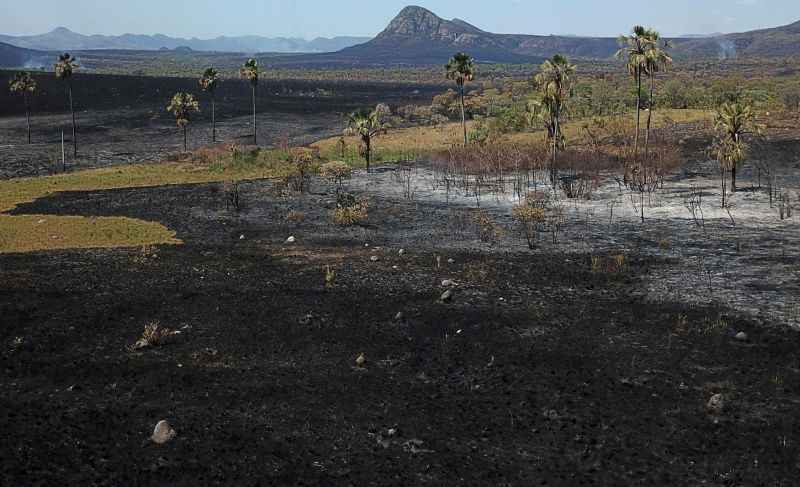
(674, 20, 800, 58)
(0, 42, 50, 69)
(288, 6, 800, 66)
(0, 27, 371, 54)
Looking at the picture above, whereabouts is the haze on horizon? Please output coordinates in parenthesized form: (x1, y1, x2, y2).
(2, 0, 799, 40)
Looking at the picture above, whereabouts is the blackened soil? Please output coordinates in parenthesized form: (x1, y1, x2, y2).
(1, 177, 799, 486)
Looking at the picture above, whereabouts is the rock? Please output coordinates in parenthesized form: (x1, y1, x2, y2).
(706, 394, 725, 414)
(239, 234, 245, 240)
(441, 279, 456, 288)
(440, 289, 453, 302)
(447, 259, 455, 264)
(151, 420, 176, 445)
(355, 353, 366, 367)
(398, 249, 405, 256)
(394, 312, 404, 322)
(735, 331, 748, 342)
(286, 236, 296, 244)
(370, 255, 380, 262)
(298, 314, 314, 326)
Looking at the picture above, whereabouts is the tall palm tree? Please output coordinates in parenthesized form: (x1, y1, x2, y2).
(166, 92, 200, 152)
(532, 54, 576, 186)
(9, 72, 37, 144)
(239, 59, 259, 145)
(445, 52, 475, 146)
(199, 67, 220, 143)
(713, 100, 761, 202)
(345, 107, 387, 172)
(616, 26, 651, 164)
(55, 53, 78, 157)
(643, 30, 673, 159)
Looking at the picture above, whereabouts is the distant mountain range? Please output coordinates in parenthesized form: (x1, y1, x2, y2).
(0, 27, 371, 53)
(328, 6, 800, 64)
(2, 6, 800, 70)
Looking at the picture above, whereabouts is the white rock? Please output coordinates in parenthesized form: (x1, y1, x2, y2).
(394, 312, 404, 322)
(151, 420, 176, 445)
(398, 249, 405, 256)
(370, 256, 380, 262)
(447, 259, 455, 264)
(707, 394, 725, 414)
(286, 236, 296, 244)
(441, 280, 456, 288)
(735, 332, 748, 342)
(440, 290, 453, 302)
(239, 235, 245, 240)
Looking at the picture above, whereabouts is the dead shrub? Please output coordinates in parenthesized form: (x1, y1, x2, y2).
(333, 193, 369, 226)
(223, 181, 242, 211)
(320, 161, 352, 192)
(129, 321, 179, 351)
(472, 209, 506, 244)
(286, 210, 306, 223)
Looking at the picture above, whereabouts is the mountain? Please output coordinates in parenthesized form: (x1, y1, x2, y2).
(0, 27, 371, 53)
(0, 42, 50, 69)
(302, 6, 800, 65)
(675, 20, 800, 58)
(334, 6, 620, 64)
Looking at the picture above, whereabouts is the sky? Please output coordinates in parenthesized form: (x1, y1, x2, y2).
(2, 0, 799, 39)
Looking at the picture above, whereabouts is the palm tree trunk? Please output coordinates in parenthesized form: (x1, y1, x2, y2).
(459, 83, 467, 146)
(68, 82, 77, 157)
(731, 165, 737, 193)
(252, 84, 257, 146)
(183, 125, 188, 152)
(25, 94, 31, 144)
(211, 95, 216, 143)
(551, 115, 559, 188)
(365, 136, 371, 173)
(634, 68, 641, 162)
(645, 74, 655, 160)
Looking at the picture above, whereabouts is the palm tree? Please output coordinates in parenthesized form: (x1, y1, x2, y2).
(532, 54, 576, 186)
(616, 26, 651, 164)
(166, 92, 200, 152)
(445, 52, 475, 146)
(239, 59, 259, 145)
(643, 30, 673, 159)
(199, 67, 220, 143)
(55, 53, 78, 157)
(345, 107, 387, 172)
(713, 100, 761, 203)
(9, 72, 37, 144)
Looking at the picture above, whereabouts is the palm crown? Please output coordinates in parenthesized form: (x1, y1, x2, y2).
(616, 26, 651, 76)
(199, 67, 219, 93)
(55, 53, 77, 79)
(240, 59, 259, 86)
(9, 72, 37, 95)
(643, 30, 673, 76)
(445, 53, 475, 86)
(346, 108, 386, 139)
(166, 92, 200, 127)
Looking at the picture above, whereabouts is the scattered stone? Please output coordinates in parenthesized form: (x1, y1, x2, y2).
(387, 428, 398, 437)
(398, 249, 405, 256)
(447, 259, 455, 264)
(286, 236, 296, 244)
(441, 279, 456, 288)
(355, 353, 366, 367)
(392, 265, 399, 270)
(735, 331, 749, 342)
(298, 314, 314, 326)
(706, 394, 725, 414)
(394, 312, 405, 322)
(239, 234, 245, 240)
(151, 420, 176, 445)
(370, 255, 380, 262)
(440, 289, 453, 303)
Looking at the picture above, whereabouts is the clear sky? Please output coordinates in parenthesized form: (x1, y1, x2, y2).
(3, 0, 799, 39)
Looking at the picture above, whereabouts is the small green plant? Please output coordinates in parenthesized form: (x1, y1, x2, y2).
(324, 265, 336, 289)
(512, 204, 546, 249)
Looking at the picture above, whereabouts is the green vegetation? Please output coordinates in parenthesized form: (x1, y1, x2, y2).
(198, 67, 220, 142)
(239, 58, 260, 145)
(55, 53, 79, 157)
(712, 100, 763, 205)
(166, 92, 201, 151)
(445, 52, 476, 145)
(345, 106, 388, 172)
(8, 71, 37, 144)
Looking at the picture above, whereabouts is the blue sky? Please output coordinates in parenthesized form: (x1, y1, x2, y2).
(3, 0, 798, 39)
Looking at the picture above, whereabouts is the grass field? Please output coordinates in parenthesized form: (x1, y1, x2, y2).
(312, 109, 714, 163)
(0, 152, 294, 254)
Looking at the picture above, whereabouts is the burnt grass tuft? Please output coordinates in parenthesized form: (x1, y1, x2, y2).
(1, 176, 799, 485)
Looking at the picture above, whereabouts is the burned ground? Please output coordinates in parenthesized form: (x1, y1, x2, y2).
(1, 170, 799, 486)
